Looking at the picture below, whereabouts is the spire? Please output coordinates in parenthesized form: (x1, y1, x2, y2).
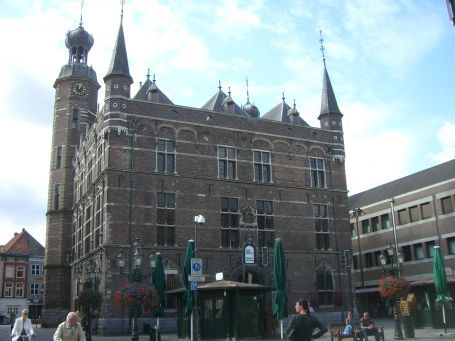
(318, 31, 342, 118)
(104, 7, 132, 83)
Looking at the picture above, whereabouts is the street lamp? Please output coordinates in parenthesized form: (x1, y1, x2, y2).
(116, 239, 155, 341)
(192, 214, 205, 341)
(379, 244, 404, 340)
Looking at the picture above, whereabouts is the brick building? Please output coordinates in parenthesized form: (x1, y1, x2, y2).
(349, 159, 455, 326)
(0, 229, 45, 320)
(43, 13, 351, 333)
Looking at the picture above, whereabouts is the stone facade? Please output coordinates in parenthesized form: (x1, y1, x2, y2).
(44, 16, 351, 332)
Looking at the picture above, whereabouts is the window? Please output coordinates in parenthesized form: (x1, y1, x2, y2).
(402, 245, 412, 262)
(4, 283, 13, 297)
(253, 150, 271, 183)
(441, 196, 454, 215)
(31, 264, 41, 275)
(56, 146, 63, 169)
(257, 200, 274, 247)
(15, 283, 24, 297)
(409, 206, 419, 222)
(421, 202, 432, 219)
(156, 192, 176, 246)
(220, 197, 239, 248)
(97, 144, 103, 175)
(30, 283, 40, 295)
(414, 244, 424, 260)
(94, 194, 102, 248)
(72, 108, 78, 128)
(448, 237, 455, 255)
(361, 220, 369, 234)
(365, 253, 373, 267)
(374, 251, 382, 266)
(371, 217, 379, 232)
(156, 139, 175, 173)
(54, 184, 60, 210)
(87, 158, 93, 185)
(381, 214, 390, 229)
(7, 307, 19, 316)
(218, 146, 236, 180)
(316, 270, 334, 306)
(350, 223, 355, 237)
(16, 266, 25, 278)
(398, 209, 408, 225)
(314, 204, 329, 250)
(84, 205, 92, 254)
(310, 158, 325, 188)
(5, 266, 14, 278)
(352, 255, 358, 270)
(426, 241, 435, 258)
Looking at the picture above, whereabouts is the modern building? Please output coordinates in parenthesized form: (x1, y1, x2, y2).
(43, 10, 352, 334)
(0, 228, 45, 320)
(349, 159, 455, 327)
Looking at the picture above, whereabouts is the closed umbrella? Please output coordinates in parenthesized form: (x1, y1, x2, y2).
(272, 238, 288, 339)
(433, 245, 453, 333)
(152, 252, 166, 329)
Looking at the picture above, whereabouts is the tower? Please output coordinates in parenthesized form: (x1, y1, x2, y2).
(43, 20, 100, 326)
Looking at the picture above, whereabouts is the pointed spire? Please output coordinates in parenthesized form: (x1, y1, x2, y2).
(104, 11, 132, 82)
(80, 0, 84, 26)
(318, 31, 342, 118)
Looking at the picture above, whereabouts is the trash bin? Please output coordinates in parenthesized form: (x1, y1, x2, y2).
(150, 326, 161, 341)
(402, 315, 415, 338)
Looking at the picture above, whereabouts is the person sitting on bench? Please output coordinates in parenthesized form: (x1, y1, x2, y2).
(359, 311, 381, 341)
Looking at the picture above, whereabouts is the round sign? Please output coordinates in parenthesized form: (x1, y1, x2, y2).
(192, 263, 201, 271)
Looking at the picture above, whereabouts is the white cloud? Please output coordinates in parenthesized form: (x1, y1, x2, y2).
(432, 122, 455, 163)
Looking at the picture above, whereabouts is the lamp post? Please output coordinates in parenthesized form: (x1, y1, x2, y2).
(192, 215, 205, 341)
(343, 249, 354, 315)
(379, 244, 404, 340)
(116, 239, 155, 341)
(351, 208, 364, 287)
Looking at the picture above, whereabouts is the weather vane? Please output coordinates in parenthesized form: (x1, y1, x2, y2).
(121, 0, 125, 22)
(319, 30, 326, 65)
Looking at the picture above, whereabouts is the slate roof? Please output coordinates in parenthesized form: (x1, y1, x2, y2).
(133, 75, 174, 104)
(262, 98, 309, 126)
(201, 87, 249, 117)
(104, 21, 132, 82)
(319, 64, 342, 118)
(2, 228, 45, 256)
(349, 159, 455, 209)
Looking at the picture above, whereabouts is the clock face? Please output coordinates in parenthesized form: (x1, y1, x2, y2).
(72, 82, 87, 96)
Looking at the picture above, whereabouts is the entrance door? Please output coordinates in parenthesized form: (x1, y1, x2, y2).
(201, 296, 226, 339)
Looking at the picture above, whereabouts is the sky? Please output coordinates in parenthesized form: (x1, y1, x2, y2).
(0, 0, 454, 247)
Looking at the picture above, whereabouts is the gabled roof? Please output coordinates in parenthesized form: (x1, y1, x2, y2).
(319, 64, 342, 119)
(202, 88, 249, 117)
(133, 75, 174, 104)
(262, 99, 309, 126)
(2, 228, 45, 256)
(104, 21, 132, 82)
(349, 159, 455, 209)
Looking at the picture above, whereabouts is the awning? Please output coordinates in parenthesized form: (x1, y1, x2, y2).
(355, 287, 379, 293)
(410, 275, 455, 286)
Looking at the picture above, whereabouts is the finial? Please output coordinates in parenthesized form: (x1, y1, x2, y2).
(282, 92, 285, 102)
(120, 0, 125, 23)
(245, 77, 250, 101)
(146, 68, 150, 79)
(218, 80, 222, 91)
(293, 99, 296, 108)
(319, 30, 326, 65)
(153, 74, 157, 84)
(228, 86, 231, 96)
(80, 0, 84, 26)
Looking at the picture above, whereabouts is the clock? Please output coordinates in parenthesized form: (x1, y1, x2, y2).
(72, 82, 87, 96)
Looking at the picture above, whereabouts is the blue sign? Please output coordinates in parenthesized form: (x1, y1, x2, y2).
(191, 281, 198, 291)
(192, 263, 201, 272)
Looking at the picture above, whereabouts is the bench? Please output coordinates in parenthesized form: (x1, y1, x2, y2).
(329, 323, 361, 341)
(357, 325, 384, 341)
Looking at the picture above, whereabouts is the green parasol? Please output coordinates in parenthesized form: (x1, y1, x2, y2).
(152, 252, 166, 326)
(272, 238, 288, 339)
(183, 240, 195, 317)
(433, 245, 453, 333)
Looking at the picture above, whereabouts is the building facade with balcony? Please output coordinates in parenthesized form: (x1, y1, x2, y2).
(0, 229, 45, 321)
(349, 159, 455, 327)
(43, 8, 352, 334)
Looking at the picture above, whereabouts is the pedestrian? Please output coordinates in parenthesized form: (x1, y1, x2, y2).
(10, 311, 17, 331)
(53, 312, 86, 341)
(342, 311, 354, 335)
(11, 309, 35, 341)
(359, 311, 382, 341)
(285, 298, 327, 341)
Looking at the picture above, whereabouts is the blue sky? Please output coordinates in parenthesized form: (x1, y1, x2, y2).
(0, 0, 454, 246)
